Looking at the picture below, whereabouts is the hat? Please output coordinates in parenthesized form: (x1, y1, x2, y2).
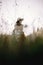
(16, 18, 24, 23)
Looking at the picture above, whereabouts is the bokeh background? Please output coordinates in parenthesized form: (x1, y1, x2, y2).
(0, 0, 43, 36)
(0, 0, 43, 63)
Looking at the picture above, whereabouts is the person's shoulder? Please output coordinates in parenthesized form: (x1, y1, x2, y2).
(14, 24, 17, 26)
(21, 24, 23, 26)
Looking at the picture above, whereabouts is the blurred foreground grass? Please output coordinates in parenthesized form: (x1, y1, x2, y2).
(0, 34, 43, 61)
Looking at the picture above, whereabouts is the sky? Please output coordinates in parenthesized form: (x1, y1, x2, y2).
(0, 0, 43, 36)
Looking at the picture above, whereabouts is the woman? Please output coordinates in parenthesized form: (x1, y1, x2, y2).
(13, 18, 24, 40)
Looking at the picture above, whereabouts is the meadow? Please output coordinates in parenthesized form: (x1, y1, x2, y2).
(0, 34, 43, 62)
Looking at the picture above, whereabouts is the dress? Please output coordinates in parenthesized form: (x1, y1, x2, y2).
(13, 24, 24, 40)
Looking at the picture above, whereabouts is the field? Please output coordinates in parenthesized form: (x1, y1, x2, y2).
(0, 34, 43, 62)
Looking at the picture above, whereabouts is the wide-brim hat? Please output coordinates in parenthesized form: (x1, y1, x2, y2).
(16, 18, 24, 23)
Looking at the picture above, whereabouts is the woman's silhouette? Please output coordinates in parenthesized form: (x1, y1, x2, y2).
(13, 18, 24, 40)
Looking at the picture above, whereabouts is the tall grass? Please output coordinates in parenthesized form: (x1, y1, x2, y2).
(0, 34, 43, 61)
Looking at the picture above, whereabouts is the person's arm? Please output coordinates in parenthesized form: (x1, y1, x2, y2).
(23, 24, 28, 28)
(13, 29, 15, 33)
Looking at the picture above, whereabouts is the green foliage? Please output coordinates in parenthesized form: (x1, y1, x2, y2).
(0, 35, 4, 48)
(0, 34, 43, 61)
